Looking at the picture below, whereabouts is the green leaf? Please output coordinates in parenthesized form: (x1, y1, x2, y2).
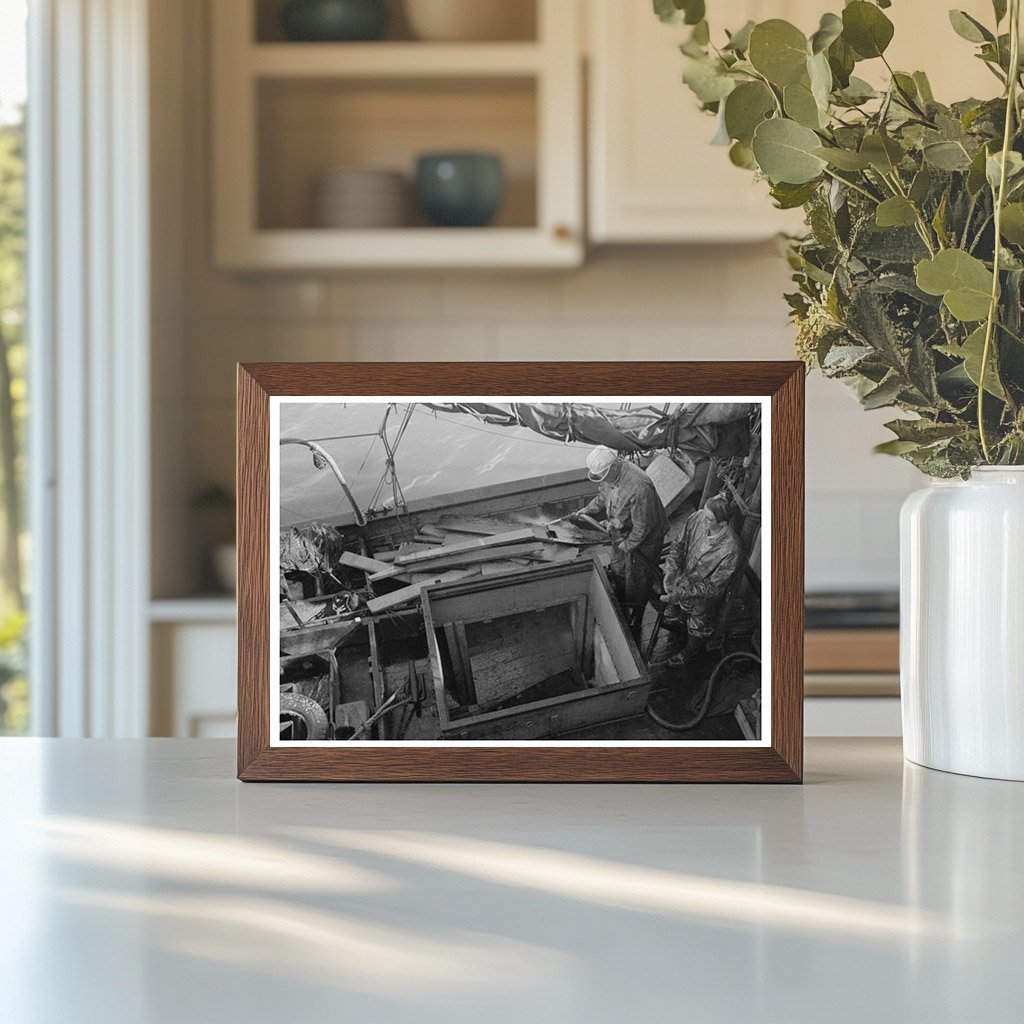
(909, 164, 933, 205)
(784, 80, 824, 129)
(842, 1, 895, 59)
(827, 36, 856, 88)
(913, 71, 935, 104)
(723, 81, 775, 144)
(837, 76, 879, 104)
(770, 180, 820, 209)
(748, 20, 809, 86)
(874, 438, 922, 455)
(680, 37, 708, 59)
(876, 197, 918, 228)
(922, 140, 973, 171)
(884, 418, 963, 443)
(993, 0, 1008, 24)
(807, 51, 833, 108)
(862, 374, 904, 409)
(979, 32, 1015, 74)
(724, 20, 755, 53)
(653, 0, 705, 26)
(683, 2, 706, 27)
(892, 72, 923, 110)
(948, 10, 994, 44)
(729, 140, 757, 169)
(939, 325, 1005, 397)
(932, 190, 950, 247)
(810, 12, 843, 54)
(967, 144, 991, 193)
(986, 150, 1024, 191)
(814, 146, 872, 170)
(1000, 203, 1024, 244)
(915, 249, 994, 322)
(682, 57, 736, 104)
(860, 133, 904, 173)
(751, 118, 828, 184)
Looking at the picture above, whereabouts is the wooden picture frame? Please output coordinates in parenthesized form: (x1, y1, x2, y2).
(238, 362, 804, 782)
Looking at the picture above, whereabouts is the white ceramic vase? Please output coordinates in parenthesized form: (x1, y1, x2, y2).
(900, 467, 1024, 780)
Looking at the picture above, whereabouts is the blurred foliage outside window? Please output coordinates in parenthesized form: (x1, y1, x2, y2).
(0, 0, 28, 733)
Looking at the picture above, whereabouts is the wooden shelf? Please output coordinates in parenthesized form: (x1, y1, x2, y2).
(249, 42, 544, 79)
(150, 597, 237, 623)
(218, 226, 580, 270)
(804, 629, 900, 675)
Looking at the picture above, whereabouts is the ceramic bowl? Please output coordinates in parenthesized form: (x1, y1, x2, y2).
(415, 152, 504, 227)
(281, 0, 388, 42)
(403, 0, 535, 42)
(315, 168, 407, 228)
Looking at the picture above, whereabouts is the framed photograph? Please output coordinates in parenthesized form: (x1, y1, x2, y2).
(237, 362, 803, 782)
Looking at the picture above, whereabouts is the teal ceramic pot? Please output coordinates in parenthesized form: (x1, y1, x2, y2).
(281, 0, 388, 41)
(415, 152, 505, 227)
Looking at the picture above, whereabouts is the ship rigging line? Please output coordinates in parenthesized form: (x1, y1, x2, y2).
(367, 403, 416, 516)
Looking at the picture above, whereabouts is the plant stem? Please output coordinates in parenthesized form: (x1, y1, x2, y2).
(884, 171, 939, 254)
(822, 167, 880, 204)
(979, 0, 1021, 462)
(962, 191, 980, 249)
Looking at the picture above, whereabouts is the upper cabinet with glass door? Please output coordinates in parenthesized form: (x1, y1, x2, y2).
(586, 0, 999, 244)
(212, 0, 584, 269)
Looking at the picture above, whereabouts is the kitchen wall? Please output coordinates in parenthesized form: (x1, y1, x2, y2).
(157, 0, 919, 599)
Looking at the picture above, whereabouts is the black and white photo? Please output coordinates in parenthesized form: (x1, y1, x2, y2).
(271, 397, 768, 745)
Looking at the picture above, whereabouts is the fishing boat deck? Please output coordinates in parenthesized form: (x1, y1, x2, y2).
(279, 475, 758, 742)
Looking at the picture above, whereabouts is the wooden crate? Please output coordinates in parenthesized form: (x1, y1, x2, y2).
(422, 558, 649, 741)
(367, 611, 427, 741)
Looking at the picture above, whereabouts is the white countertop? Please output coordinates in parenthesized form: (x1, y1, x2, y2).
(1, 738, 1019, 1023)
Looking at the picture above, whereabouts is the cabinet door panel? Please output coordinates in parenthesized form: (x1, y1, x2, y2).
(588, 0, 997, 244)
(589, 0, 812, 242)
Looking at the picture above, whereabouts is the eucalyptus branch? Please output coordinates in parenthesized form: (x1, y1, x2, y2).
(978, 0, 1021, 461)
(665, 1, 1024, 473)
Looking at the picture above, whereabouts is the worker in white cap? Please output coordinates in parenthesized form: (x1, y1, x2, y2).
(566, 446, 669, 635)
(585, 446, 618, 483)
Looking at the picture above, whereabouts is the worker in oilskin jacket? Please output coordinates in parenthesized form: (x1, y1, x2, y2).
(661, 492, 742, 667)
(567, 446, 669, 627)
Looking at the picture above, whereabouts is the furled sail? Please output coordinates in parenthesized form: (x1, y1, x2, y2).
(421, 402, 752, 457)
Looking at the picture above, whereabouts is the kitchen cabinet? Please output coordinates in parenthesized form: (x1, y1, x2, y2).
(587, 0, 998, 244)
(211, 0, 583, 269)
(150, 601, 237, 737)
(587, 0, 813, 243)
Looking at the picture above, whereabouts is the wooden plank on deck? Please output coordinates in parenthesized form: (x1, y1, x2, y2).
(337, 550, 394, 575)
(365, 569, 479, 613)
(372, 541, 546, 582)
(393, 529, 537, 566)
